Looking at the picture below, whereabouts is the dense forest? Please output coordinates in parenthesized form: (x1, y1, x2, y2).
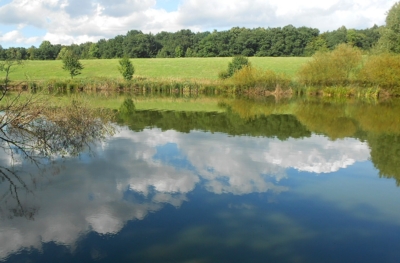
(0, 24, 382, 60)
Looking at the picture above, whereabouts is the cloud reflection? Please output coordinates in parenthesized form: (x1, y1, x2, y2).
(0, 127, 370, 260)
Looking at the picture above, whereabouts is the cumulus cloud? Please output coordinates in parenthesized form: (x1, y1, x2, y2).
(0, 0, 397, 47)
(264, 136, 370, 173)
(0, 30, 40, 45)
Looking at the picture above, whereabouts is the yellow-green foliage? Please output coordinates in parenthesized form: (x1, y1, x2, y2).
(348, 102, 400, 134)
(294, 102, 357, 139)
(217, 97, 295, 120)
(297, 44, 362, 86)
(358, 53, 400, 89)
(230, 66, 291, 91)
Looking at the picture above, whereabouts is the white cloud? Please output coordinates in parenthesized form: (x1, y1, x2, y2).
(264, 136, 370, 173)
(0, 29, 40, 45)
(0, 0, 397, 47)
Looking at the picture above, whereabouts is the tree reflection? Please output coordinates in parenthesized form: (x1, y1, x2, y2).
(0, 93, 114, 219)
(368, 133, 400, 186)
(117, 99, 311, 140)
(294, 101, 358, 140)
(117, 97, 400, 187)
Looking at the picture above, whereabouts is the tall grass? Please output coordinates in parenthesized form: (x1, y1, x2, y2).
(20, 76, 228, 96)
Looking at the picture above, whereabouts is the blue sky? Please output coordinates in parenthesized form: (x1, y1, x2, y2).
(155, 0, 181, 12)
(0, 0, 397, 48)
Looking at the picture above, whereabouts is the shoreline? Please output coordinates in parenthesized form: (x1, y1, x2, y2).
(5, 76, 396, 99)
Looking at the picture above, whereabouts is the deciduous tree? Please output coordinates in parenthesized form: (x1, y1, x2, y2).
(376, 2, 400, 53)
(62, 51, 83, 79)
(118, 56, 134, 81)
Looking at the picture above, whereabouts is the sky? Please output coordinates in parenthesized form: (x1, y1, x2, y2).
(0, 0, 397, 48)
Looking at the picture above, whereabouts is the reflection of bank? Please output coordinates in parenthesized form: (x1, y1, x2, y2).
(0, 127, 371, 260)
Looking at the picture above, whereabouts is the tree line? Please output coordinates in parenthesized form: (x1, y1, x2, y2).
(0, 25, 382, 60)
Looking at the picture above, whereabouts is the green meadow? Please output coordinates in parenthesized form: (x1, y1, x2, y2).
(11, 57, 309, 82)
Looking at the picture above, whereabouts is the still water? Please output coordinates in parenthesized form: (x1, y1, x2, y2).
(1, 96, 400, 262)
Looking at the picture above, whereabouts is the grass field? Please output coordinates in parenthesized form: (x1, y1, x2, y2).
(9, 57, 310, 82)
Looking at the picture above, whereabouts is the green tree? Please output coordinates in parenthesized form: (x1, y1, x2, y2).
(123, 31, 160, 58)
(346, 29, 365, 47)
(227, 56, 250, 76)
(219, 55, 251, 79)
(376, 2, 400, 53)
(26, 46, 37, 60)
(185, 47, 195, 57)
(62, 51, 83, 79)
(303, 36, 329, 56)
(0, 54, 22, 91)
(89, 43, 100, 58)
(56, 47, 68, 60)
(324, 26, 348, 49)
(118, 56, 134, 81)
(36, 40, 60, 60)
(175, 46, 184, 58)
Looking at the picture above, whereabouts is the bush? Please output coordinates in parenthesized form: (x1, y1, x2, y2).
(297, 43, 362, 86)
(219, 55, 250, 79)
(358, 53, 400, 89)
(231, 66, 291, 91)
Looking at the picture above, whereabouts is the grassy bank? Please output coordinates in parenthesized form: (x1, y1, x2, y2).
(4, 50, 400, 98)
(11, 57, 308, 82)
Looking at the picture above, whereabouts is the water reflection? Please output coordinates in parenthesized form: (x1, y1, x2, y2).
(2, 96, 400, 262)
(0, 124, 374, 261)
(0, 98, 114, 221)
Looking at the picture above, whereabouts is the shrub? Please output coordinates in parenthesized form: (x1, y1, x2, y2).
(231, 66, 291, 91)
(219, 55, 250, 79)
(297, 43, 362, 86)
(358, 53, 400, 89)
(218, 70, 230, 80)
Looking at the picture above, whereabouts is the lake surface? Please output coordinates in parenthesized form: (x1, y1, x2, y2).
(1, 96, 400, 263)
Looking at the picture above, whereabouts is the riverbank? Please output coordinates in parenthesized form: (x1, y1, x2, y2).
(4, 55, 400, 98)
(9, 76, 391, 99)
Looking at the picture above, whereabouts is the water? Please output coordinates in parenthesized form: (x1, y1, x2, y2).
(1, 97, 400, 263)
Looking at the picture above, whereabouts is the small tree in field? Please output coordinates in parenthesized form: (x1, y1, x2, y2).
(219, 55, 251, 79)
(0, 53, 22, 92)
(62, 51, 83, 79)
(118, 57, 134, 81)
